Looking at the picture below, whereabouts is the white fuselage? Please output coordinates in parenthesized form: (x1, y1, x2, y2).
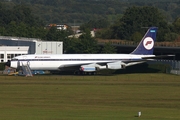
(10, 54, 154, 70)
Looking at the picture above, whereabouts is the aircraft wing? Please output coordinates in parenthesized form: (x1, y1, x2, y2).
(58, 54, 175, 71)
(58, 60, 144, 71)
(58, 61, 110, 70)
(142, 55, 175, 59)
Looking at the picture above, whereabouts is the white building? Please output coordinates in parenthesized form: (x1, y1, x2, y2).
(35, 41, 62, 54)
(0, 46, 29, 63)
(0, 36, 63, 62)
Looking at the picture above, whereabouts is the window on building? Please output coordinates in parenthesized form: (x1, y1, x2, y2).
(11, 54, 14, 58)
(0, 54, 4, 58)
(15, 54, 21, 57)
(7, 54, 11, 59)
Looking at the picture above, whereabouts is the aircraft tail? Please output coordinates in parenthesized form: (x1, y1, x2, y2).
(131, 27, 158, 55)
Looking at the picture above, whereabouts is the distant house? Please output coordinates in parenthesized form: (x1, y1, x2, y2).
(45, 24, 68, 30)
(68, 30, 95, 38)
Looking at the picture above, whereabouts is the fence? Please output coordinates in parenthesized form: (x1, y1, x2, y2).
(150, 60, 180, 75)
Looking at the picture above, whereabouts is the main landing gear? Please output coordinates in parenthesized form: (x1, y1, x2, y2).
(74, 71, 96, 75)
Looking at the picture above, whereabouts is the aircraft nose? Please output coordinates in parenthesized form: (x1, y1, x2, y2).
(5, 60, 11, 67)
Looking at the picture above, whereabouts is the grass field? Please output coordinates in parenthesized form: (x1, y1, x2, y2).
(0, 73, 180, 120)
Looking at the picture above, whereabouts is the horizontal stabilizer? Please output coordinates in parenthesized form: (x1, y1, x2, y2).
(142, 55, 175, 59)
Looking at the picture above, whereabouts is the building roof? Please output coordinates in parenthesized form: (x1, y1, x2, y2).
(0, 46, 29, 51)
(0, 36, 41, 42)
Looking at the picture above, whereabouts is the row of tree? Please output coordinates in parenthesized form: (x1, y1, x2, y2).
(1, 3, 180, 42)
(82, 6, 180, 42)
(2, 0, 180, 24)
(0, 3, 116, 53)
(0, 3, 180, 54)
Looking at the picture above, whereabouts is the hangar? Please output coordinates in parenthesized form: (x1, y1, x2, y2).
(0, 36, 63, 63)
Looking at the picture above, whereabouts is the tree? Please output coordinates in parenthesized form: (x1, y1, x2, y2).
(130, 31, 143, 42)
(0, 4, 45, 38)
(95, 28, 113, 39)
(34, 27, 47, 39)
(78, 30, 99, 53)
(80, 19, 110, 31)
(12, 5, 44, 27)
(110, 6, 169, 41)
(45, 25, 72, 42)
(101, 42, 117, 53)
(5, 21, 17, 36)
(63, 30, 99, 54)
(173, 17, 180, 34)
(16, 22, 29, 37)
(164, 32, 178, 41)
(0, 26, 5, 36)
(45, 27, 55, 41)
(63, 38, 81, 54)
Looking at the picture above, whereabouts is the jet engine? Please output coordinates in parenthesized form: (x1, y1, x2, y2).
(80, 66, 96, 72)
(80, 64, 98, 72)
(106, 61, 126, 70)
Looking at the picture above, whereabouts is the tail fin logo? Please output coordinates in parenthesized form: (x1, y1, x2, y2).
(143, 37, 154, 50)
(145, 41, 152, 46)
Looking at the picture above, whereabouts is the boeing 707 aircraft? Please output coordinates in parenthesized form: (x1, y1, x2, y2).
(6, 27, 172, 74)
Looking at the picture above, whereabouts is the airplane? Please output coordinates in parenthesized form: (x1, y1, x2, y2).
(5, 27, 173, 74)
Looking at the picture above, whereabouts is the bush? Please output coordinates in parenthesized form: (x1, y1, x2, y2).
(0, 63, 5, 70)
(114, 63, 171, 74)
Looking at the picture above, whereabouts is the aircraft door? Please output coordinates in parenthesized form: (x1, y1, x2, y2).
(21, 56, 29, 66)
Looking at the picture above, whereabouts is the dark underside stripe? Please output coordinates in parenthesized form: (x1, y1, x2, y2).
(11, 59, 140, 61)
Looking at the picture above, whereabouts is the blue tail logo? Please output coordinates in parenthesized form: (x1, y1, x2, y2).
(131, 27, 158, 55)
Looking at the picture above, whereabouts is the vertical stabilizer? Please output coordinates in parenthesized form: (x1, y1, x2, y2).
(131, 27, 158, 55)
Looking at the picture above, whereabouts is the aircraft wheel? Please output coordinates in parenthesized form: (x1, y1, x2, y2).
(92, 72, 96, 75)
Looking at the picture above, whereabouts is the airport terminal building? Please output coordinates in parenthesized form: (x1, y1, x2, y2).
(0, 36, 63, 62)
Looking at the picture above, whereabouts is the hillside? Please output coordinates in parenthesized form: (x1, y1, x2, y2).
(1, 0, 180, 24)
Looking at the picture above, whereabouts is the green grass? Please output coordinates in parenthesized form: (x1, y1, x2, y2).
(0, 73, 180, 120)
